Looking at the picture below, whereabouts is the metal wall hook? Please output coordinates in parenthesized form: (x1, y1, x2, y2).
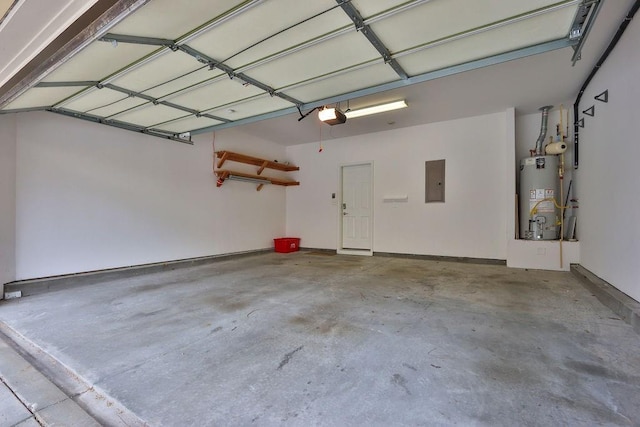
(595, 90, 608, 103)
(578, 118, 585, 128)
(583, 105, 595, 116)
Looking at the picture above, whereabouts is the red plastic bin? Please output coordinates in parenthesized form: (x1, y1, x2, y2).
(274, 237, 300, 253)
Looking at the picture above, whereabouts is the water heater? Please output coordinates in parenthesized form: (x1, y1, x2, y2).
(520, 155, 559, 240)
(519, 105, 560, 240)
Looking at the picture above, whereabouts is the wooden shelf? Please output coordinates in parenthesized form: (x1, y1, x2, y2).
(216, 150, 299, 173)
(214, 151, 299, 191)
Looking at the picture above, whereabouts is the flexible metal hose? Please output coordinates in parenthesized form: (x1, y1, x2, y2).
(535, 105, 553, 155)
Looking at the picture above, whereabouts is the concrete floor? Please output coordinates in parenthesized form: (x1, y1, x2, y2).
(1, 251, 639, 426)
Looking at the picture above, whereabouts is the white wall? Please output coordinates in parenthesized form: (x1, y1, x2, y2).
(286, 112, 509, 260)
(15, 112, 290, 280)
(0, 113, 17, 293)
(576, 15, 640, 302)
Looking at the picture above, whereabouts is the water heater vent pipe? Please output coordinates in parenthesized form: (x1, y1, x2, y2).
(534, 105, 553, 155)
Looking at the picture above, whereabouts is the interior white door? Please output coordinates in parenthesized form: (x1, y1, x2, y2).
(341, 164, 372, 250)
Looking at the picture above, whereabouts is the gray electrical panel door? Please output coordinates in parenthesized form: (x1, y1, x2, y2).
(425, 159, 445, 203)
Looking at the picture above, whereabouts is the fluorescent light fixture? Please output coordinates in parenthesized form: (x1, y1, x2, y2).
(318, 107, 346, 125)
(345, 100, 407, 119)
(227, 175, 270, 184)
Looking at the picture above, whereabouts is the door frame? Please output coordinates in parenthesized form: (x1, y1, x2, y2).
(337, 161, 374, 256)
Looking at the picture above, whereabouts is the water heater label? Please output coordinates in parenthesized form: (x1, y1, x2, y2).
(525, 158, 536, 165)
(530, 189, 555, 213)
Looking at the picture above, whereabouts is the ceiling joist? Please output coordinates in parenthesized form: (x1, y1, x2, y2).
(36, 81, 101, 88)
(175, 44, 303, 106)
(95, 33, 304, 108)
(336, 0, 408, 79)
(101, 83, 230, 123)
(49, 107, 193, 144)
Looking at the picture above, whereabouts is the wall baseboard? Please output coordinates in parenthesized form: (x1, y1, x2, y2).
(571, 265, 640, 335)
(3, 249, 271, 298)
(301, 247, 506, 265)
(299, 247, 336, 255)
(374, 251, 506, 265)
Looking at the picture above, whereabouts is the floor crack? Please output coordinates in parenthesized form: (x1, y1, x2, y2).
(277, 345, 303, 370)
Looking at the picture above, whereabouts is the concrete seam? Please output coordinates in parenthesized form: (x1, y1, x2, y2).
(0, 370, 45, 426)
(33, 396, 71, 412)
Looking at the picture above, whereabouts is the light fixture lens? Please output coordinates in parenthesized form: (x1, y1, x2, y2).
(228, 175, 270, 184)
(345, 100, 407, 119)
(318, 107, 346, 125)
(318, 108, 338, 121)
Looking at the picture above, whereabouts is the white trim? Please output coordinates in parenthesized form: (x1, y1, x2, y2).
(0, 0, 100, 88)
(337, 161, 374, 256)
(0, 0, 26, 33)
(337, 248, 373, 256)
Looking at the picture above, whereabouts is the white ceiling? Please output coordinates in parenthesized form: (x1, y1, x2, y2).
(0, 0, 635, 145)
